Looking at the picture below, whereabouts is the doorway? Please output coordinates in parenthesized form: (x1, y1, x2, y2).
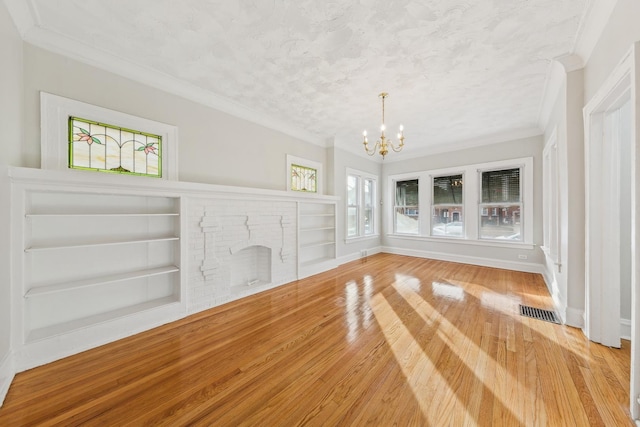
(584, 43, 638, 419)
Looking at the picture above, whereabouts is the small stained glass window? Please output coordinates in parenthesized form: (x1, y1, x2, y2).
(291, 164, 317, 192)
(69, 116, 162, 178)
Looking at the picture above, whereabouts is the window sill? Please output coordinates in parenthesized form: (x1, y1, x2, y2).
(345, 234, 380, 244)
(386, 233, 536, 250)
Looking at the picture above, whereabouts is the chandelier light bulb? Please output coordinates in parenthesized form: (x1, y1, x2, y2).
(361, 92, 405, 159)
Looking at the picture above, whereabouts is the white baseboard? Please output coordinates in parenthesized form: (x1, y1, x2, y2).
(621, 318, 632, 341)
(565, 307, 585, 328)
(0, 351, 15, 408)
(540, 264, 567, 323)
(337, 246, 382, 266)
(380, 246, 545, 274)
(13, 303, 185, 373)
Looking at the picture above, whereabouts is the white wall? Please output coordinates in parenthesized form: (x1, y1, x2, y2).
(381, 135, 544, 270)
(330, 147, 382, 262)
(584, 0, 640, 103)
(22, 44, 328, 192)
(0, 0, 22, 405)
(543, 66, 585, 327)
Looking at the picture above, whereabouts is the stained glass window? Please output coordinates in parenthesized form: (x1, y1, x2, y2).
(291, 164, 317, 192)
(68, 116, 162, 178)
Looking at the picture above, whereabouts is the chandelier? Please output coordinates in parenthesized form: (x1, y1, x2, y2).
(362, 92, 405, 159)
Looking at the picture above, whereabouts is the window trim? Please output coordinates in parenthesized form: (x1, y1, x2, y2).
(41, 92, 178, 180)
(287, 155, 323, 194)
(430, 172, 465, 239)
(345, 168, 378, 240)
(391, 174, 421, 236)
(478, 166, 523, 242)
(387, 157, 534, 246)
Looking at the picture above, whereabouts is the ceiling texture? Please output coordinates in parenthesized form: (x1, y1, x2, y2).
(10, 0, 591, 158)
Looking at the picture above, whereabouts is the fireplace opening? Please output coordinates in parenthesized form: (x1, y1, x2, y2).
(230, 245, 272, 288)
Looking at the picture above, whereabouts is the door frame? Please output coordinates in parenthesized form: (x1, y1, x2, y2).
(583, 42, 639, 418)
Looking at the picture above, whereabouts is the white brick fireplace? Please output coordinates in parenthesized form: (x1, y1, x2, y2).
(189, 198, 297, 313)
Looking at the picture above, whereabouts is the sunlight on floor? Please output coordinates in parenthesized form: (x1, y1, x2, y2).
(370, 274, 529, 425)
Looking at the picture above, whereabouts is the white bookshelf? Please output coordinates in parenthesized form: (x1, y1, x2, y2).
(298, 200, 337, 278)
(20, 190, 182, 343)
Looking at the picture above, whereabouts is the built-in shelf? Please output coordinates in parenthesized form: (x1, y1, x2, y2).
(27, 296, 180, 342)
(15, 185, 183, 349)
(298, 200, 337, 279)
(25, 236, 179, 252)
(300, 257, 335, 268)
(25, 265, 180, 298)
(301, 226, 335, 232)
(26, 213, 179, 218)
(301, 240, 335, 249)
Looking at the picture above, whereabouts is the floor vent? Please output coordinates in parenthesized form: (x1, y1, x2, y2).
(519, 305, 561, 324)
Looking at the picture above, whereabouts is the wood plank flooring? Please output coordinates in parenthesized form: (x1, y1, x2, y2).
(0, 254, 633, 426)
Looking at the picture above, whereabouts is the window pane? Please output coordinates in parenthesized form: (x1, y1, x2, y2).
(364, 178, 374, 235)
(395, 179, 419, 206)
(433, 174, 463, 204)
(432, 206, 464, 237)
(291, 164, 317, 192)
(347, 175, 358, 206)
(481, 168, 520, 203)
(395, 207, 419, 234)
(479, 204, 522, 240)
(395, 179, 419, 234)
(69, 116, 162, 178)
(347, 206, 358, 237)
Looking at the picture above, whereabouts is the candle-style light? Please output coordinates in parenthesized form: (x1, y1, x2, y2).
(362, 92, 405, 159)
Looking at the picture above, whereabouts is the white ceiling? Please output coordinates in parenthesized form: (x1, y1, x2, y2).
(10, 0, 592, 158)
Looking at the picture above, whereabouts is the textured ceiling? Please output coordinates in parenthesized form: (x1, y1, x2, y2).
(28, 0, 588, 156)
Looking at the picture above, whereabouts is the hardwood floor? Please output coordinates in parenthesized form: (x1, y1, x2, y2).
(0, 254, 633, 426)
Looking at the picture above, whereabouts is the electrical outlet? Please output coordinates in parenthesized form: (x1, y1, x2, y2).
(518, 254, 528, 260)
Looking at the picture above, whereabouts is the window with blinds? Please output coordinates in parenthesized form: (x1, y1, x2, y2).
(479, 168, 522, 241)
(432, 174, 464, 237)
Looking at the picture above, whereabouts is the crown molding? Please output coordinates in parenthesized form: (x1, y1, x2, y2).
(536, 53, 585, 131)
(4, 0, 328, 148)
(3, 0, 38, 37)
(377, 127, 543, 164)
(334, 126, 543, 165)
(537, 0, 618, 133)
(572, 0, 619, 65)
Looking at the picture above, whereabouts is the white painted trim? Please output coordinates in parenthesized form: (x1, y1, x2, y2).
(41, 92, 179, 181)
(8, 166, 339, 203)
(0, 351, 14, 408)
(344, 234, 380, 244)
(337, 246, 382, 266)
(380, 246, 545, 275)
(565, 307, 585, 329)
(2, 0, 37, 38)
(571, 0, 619, 65)
(538, 61, 568, 131)
(583, 46, 632, 347)
(621, 318, 632, 341)
(387, 156, 534, 245)
(13, 304, 185, 372)
(386, 233, 535, 250)
(378, 127, 542, 163)
(345, 167, 379, 239)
